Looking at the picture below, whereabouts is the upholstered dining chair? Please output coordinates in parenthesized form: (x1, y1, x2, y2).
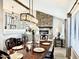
(15, 38, 23, 46)
(0, 50, 10, 59)
(5, 38, 16, 50)
(44, 45, 54, 59)
(22, 34, 28, 44)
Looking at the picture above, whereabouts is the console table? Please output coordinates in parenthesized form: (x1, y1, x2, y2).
(54, 38, 63, 47)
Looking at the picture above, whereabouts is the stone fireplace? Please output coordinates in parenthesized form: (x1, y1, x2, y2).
(39, 30, 49, 40)
(36, 11, 53, 40)
(39, 26, 53, 40)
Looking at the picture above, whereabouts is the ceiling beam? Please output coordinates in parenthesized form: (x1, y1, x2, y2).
(14, 0, 30, 10)
(69, 0, 78, 13)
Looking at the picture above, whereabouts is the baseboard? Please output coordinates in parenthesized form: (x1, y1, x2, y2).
(71, 48, 79, 59)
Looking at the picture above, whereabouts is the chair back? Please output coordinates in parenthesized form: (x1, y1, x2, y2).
(50, 40, 55, 59)
(0, 50, 10, 59)
(51, 45, 54, 57)
(16, 38, 23, 46)
(57, 32, 61, 40)
(44, 45, 54, 59)
(5, 38, 16, 50)
(22, 34, 28, 44)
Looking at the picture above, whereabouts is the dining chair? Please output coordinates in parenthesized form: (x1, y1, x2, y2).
(22, 34, 28, 44)
(44, 45, 54, 59)
(5, 38, 16, 50)
(15, 38, 23, 46)
(0, 50, 10, 59)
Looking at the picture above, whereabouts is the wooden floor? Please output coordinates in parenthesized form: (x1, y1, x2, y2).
(54, 47, 67, 59)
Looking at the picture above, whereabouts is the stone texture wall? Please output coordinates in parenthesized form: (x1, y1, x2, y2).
(36, 11, 53, 27)
(36, 11, 53, 39)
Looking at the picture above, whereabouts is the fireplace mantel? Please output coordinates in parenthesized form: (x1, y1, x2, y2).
(38, 26, 52, 29)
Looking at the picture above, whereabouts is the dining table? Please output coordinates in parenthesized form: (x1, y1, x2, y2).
(10, 41, 53, 59)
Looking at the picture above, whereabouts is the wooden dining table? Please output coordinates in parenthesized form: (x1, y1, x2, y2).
(11, 41, 53, 59)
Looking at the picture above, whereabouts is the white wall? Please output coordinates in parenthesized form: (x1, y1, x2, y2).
(3, 0, 29, 34)
(0, 0, 37, 50)
(53, 17, 64, 39)
(0, 0, 3, 33)
(0, 0, 4, 50)
(3, 0, 29, 14)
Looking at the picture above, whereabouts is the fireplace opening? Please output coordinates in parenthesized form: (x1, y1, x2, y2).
(39, 30, 49, 40)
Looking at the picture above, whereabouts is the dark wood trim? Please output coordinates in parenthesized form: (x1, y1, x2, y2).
(14, 0, 30, 10)
(27, 13, 35, 18)
(69, 0, 78, 13)
(67, 13, 72, 17)
(39, 26, 52, 29)
(64, 19, 67, 48)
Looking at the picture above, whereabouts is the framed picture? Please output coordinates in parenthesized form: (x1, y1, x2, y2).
(20, 13, 27, 21)
(10, 25, 16, 29)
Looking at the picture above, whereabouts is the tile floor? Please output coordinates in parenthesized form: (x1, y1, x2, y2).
(54, 47, 67, 59)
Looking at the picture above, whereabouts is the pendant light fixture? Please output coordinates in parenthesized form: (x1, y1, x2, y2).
(20, 0, 32, 21)
(26, 0, 35, 21)
(20, 13, 27, 21)
(20, 0, 38, 23)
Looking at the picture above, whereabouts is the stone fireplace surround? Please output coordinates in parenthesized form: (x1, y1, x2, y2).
(39, 26, 53, 40)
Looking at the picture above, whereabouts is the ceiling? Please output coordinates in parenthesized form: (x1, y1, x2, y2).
(18, 0, 76, 19)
